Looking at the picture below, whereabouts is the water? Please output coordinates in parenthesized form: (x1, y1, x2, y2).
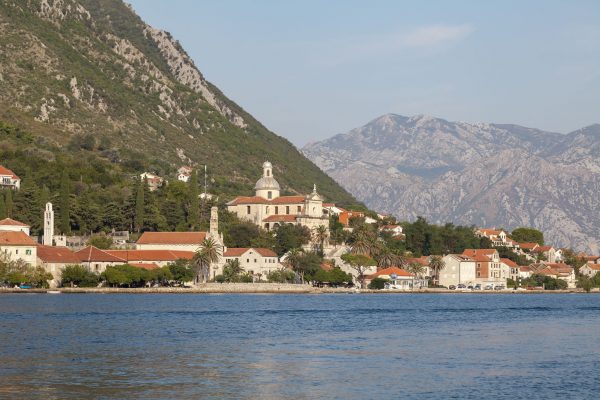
(1, 293, 599, 399)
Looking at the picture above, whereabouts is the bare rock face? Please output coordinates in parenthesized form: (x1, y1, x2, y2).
(303, 114, 600, 253)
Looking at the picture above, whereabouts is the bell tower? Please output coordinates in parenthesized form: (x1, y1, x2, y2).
(43, 202, 54, 246)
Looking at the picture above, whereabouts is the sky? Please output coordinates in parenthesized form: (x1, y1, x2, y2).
(128, 0, 600, 146)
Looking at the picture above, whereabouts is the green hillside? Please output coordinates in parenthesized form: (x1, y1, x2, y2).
(0, 0, 360, 207)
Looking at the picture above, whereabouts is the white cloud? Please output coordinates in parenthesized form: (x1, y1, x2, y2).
(397, 24, 474, 47)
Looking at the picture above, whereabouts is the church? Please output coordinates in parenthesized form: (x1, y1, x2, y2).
(227, 162, 330, 234)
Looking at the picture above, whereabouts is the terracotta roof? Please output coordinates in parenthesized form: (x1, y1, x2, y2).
(585, 256, 600, 262)
(478, 228, 502, 236)
(105, 250, 195, 262)
(367, 266, 413, 279)
(137, 232, 206, 245)
(406, 256, 430, 266)
(519, 266, 533, 272)
(270, 196, 306, 204)
(0, 231, 36, 245)
(584, 262, 600, 270)
(320, 262, 334, 271)
(500, 258, 519, 268)
(519, 242, 539, 250)
(322, 203, 335, 207)
(543, 262, 573, 272)
(0, 165, 19, 179)
(0, 218, 29, 227)
(223, 247, 277, 258)
(532, 245, 554, 253)
(36, 245, 80, 264)
(129, 262, 160, 270)
(75, 246, 126, 263)
(262, 214, 298, 222)
(462, 249, 496, 261)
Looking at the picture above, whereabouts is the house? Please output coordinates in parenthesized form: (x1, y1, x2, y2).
(0, 231, 37, 265)
(227, 162, 330, 234)
(518, 265, 534, 279)
(221, 247, 282, 281)
(322, 203, 346, 216)
(500, 258, 520, 282)
(580, 262, 600, 278)
(177, 166, 193, 183)
(0, 218, 30, 235)
(105, 249, 195, 267)
(380, 225, 404, 237)
(461, 249, 507, 286)
(531, 246, 562, 263)
(406, 256, 431, 277)
(0, 165, 20, 189)
(136, 231, 208, 252)
(528, 262, 576, 288)
(107, 230, 130, 246)
(36, 245, 81, 288)
(519, 242, 539, 252)
(439, 254, 477, 287)
(476, 228, 521, 249)
(365, 266, 426, 290)
(140, 172, 164, 191)
(75, 246, 126, 273)
(338, 210, 364, 227)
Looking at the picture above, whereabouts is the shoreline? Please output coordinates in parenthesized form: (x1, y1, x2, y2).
(0, 284, 596, 295)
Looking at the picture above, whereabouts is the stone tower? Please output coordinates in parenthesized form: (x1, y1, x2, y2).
(210, 206, 219, 237)
(43, 202, 54, 246)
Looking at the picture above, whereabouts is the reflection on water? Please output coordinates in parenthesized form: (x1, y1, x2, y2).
(1, 294, 599, 399)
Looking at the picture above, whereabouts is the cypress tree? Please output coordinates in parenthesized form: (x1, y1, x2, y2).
(5, 189, 13, 218)
(134, 177, 145, 232)
(0, 192, 6, 219)
(59, 169, 71, 234)
(187, 169, 199, 230)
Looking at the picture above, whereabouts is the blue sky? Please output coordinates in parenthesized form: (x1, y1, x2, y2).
(129, 0, 600, 146)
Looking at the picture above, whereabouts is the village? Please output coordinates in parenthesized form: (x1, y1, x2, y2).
(1, 162, 599, 292)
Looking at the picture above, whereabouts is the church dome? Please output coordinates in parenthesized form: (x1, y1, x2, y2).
(254, 176, 280, 190)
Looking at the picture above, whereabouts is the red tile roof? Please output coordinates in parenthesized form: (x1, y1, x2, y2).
(532, 245, 554, 253)
(0, 231, 36, 245)
(36, 245, 80, 264)
(105, 250, 195, 262)
(129, 262, 160, 270)
(584, 262, 600, 270)
(0, 165, 19, 179)
(223, 247, 277, 257)
(0, 218, 29, 227)
(75, 246, 126, 263)
(137, 232, 207, 245)
(367, 266, 413, 279)
(270, 196, 306, 204)
(462, 249, 497, 262)
(406, 256, 430, 266)
(227, 195, 307, 206)
(500, 258, 519, 268)
(478, 228, 502, 236)
(519, 242, 539, 250)
(262, 214, 298, 222)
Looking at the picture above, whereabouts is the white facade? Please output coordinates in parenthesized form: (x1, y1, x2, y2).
(0, 218, 30, 236)
(218, 247, 282, 280)
(0, 233, 37, 266)
(0, 166, 20, 190)
(439, 254, 477, 287)
(43, 202, 54, 246)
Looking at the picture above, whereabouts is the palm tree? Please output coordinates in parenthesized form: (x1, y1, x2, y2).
(192, 237, 222, 284)
(406, 262, 425, 290)
(313, 225, 328, 255)
(223, 259, 244, 282)
(428, 255, 446, 286)
(375, 248, 407, 270)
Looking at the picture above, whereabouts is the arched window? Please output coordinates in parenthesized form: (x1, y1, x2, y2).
(268, 191, 272, 199)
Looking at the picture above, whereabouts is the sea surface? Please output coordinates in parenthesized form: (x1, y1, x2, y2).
(1, 293, 599, 399)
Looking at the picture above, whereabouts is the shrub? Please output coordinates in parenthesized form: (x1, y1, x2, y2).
(368, 277, 388, 290)
(61, 264, 100, 287)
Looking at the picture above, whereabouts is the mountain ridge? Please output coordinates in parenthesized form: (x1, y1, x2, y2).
(303, 113, 600, 252)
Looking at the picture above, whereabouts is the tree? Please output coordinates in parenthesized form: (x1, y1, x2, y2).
(225, 222, 260, 248)
(0, 193, 6, 219)
(406, 262, 426, 290)
(348, 227, 378, 256)
(134, 178, 145, 233)
(313, 225, 328, 255)
(375, 248, 405, 270)
(87, 235, 113, 250)
(521, 273, 567, 290)
(5, 189, 13, 218)
(368, 277, 388, 290)
(0, 256, 53, 288)
(428, 255, 445, 286)
(222, 259, 244, 282)
(59, 169, 71, 234)
(61, 265, 100, 287)
(168, 259, 195, 284)
(510, 227, 544, 245)
(187, 169, 200, 229)
(192, 237, 222, 284)
(295, 251, 322, 282)
(274, 224, 311, 256)
(341, 253, 376, 289)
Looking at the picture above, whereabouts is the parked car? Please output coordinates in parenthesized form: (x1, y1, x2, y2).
(448, 285, 456, 290)
(484, 284, 494, 290)
(473, 284, 482, 290)
(494, 285, 505, 291)
(467, 285, 474, 290)
(457, 284, 467, 289)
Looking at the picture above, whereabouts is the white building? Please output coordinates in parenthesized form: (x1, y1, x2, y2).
(227, 162, 330, 234)
(220, 247, 282, 280)
(580, 262, 600, 278)
(136, 231, 208, 252)
(0, 231, 37, 266)
(0, 165, 20, 190)
(43, 202, 54, 246)
(0, 218, 30, 236)
(140, 172, 163, 191)
(439, 254, 477, 287)
(177, 166, 193, 183)
(37, 245, 81, 287)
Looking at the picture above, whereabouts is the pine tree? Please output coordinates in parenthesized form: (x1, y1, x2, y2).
(187, 169, 200, 230)
(134, 177, 145, 232)
(5, 189, 13, 218)
(59, 169, 71, 234)
(0, 192, 6, 219)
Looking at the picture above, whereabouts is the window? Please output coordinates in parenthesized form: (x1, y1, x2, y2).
(286, 206, 290, 214)
(268, 191, 272, 199)
(275, 206, 279, 214)
(247, 259, 250, 263)
(25, 249, 31, 255)
(247, 206, 251, 214)
(254, 259, 257, 263)
(297, 206, 301, 213)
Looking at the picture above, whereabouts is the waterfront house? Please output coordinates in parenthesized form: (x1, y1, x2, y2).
(221, 247, 282, 281)
(0, 165, 20, 190)
(36, 245, 81, 287)
(500, 258, 520, 282)
(0, 231, 37, 266)
(105, 249, 195, 267)
(580, 262, 600, 278)
(366, 266, 425, 290)
(462, 249, 507, 286)
(75, 246, 126, 273)
(136, 231, 208, 252)
(0, 218, 30, 235)
(439, 254, 476, 287)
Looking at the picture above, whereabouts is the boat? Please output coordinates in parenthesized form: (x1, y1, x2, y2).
(47, 290, 61, 294)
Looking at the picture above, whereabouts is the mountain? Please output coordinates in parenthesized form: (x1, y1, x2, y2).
(0, 0, 359, 206)
(303, 114, 600, 253)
